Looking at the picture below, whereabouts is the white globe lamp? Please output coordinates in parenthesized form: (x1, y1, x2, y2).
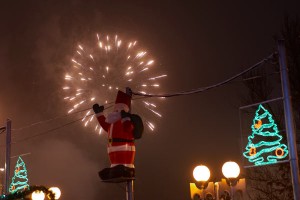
(31, 191, 45, 200)
(193, 165, 211, 182)
(49, 187, 61, 199)
(222, 161, 240, 179)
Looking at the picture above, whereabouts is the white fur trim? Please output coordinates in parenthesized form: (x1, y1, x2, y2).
(107, 144, 135, 153)
(111, 164, 135, 168)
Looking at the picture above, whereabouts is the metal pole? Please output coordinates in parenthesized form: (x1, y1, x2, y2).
(278, 39, 300, 200)
(126, 180, 134, 200)
(4, 119, 11, 194)
(230, 185, 234, 200)
(214, 182, 219, 200)
(0, 171, 4, 195)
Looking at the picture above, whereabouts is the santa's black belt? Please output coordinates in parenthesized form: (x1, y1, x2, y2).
(109, 138, 134, 143)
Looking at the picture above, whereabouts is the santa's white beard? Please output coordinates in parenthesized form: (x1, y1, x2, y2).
(105, 112, 121, 124)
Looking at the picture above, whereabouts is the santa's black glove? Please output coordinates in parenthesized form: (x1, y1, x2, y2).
(93, 104, 104, 114)
(121, 110, 131, 118)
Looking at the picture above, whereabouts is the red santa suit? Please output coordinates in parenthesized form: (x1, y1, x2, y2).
(95, 91, 135, 168)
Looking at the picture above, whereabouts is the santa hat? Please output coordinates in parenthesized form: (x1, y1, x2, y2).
(114, 90, 131, 112)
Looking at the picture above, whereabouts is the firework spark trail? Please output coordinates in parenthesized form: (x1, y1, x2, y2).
(63, 34, 167, 133)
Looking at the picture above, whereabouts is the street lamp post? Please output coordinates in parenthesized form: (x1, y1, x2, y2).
(193, 165, 211, 199)
(190, 161, 242, 200)
(0, 168, 4, 195)
(0, 119, 12, 195)
(222, 161, 240, 200)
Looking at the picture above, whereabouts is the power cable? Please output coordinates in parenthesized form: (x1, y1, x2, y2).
(12, 102, 114, 133)
(11, 104, 116, 143)
(132, 53, 275, 97)
(11, 96, 147, 134)
(12, 114, 92, 144)
(12, 107, 90, 132)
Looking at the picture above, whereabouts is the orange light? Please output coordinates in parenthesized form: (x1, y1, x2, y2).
(254, 120, 262, 129)
(249, 147, 256, 156)
(276, 148, 284, 157)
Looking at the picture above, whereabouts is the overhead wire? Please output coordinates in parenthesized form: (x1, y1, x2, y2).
(11, 98, 145, 143)
(12, 96, 149, 134)
(10, 53, 276, 143)
(12, 107, 90, 132)
(10, 99, 147, 143)
(12, 101, 115, 133)
(12, 114, 93, 144)
(11, 102, 113, 144)
(132, 53, 276, 97)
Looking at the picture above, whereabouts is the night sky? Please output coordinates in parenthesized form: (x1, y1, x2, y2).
(0, 1, 299, 199)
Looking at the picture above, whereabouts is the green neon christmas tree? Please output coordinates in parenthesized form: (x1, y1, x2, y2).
(9, 156, 29, 193)
(243, 104, 288, 166)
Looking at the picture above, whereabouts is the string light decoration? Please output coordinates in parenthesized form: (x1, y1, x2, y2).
(243, 104, 289, 166)
(9, 156, 30, 193)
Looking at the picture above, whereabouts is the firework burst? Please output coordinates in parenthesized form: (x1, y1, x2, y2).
(63, 34, 167, 134)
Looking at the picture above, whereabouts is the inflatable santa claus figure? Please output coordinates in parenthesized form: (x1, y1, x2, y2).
(93, 90, 137, 181)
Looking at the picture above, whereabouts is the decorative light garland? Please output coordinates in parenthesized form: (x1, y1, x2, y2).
(9, 157, 30, 193)
(243, 104, 289, 166)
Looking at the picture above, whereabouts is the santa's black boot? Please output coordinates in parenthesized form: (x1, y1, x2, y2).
(123, 166, 135, 178)
(99, 165, 135, 181)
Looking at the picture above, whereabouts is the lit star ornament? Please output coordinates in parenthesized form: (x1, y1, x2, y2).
(63, 34, 167, 133)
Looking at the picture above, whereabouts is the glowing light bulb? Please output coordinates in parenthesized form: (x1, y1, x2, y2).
(222, 161, 240, 178)
(31, 191, 45, 200)
(49, 187, 61, 199)
(193, 165, 210, 182)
